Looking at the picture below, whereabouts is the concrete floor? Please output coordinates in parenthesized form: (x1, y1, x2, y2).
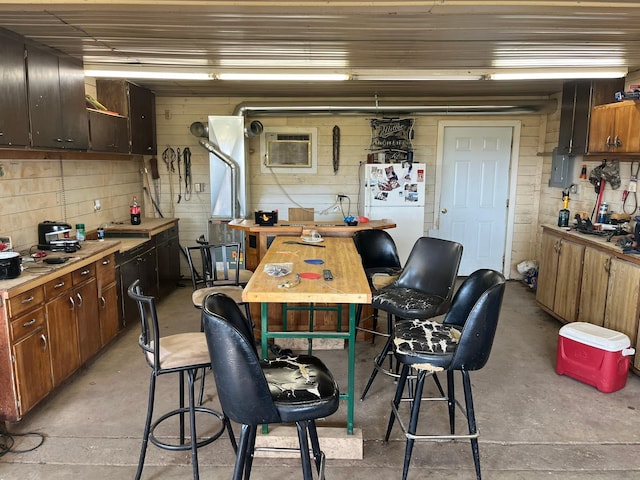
(2, 280, 640, 479)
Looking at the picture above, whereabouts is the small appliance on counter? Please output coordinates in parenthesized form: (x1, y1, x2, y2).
(37, 221, 81, 252)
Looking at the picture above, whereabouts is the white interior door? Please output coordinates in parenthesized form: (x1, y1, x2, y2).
(431, 124, 515, 275)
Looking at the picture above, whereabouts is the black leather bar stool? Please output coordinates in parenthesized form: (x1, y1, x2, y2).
(128, 280, 233, 480)
(361, 236, 463, 400)
(384, 269, 506, 480)
(353, 229, 402, 343)
(202, 292, 340, 480)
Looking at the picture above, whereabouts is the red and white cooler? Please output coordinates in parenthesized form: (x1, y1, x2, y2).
(556, 322, 635, 393)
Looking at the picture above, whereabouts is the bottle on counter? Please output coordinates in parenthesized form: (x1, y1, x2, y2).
(557, 190, 570, 227)
(75, 224, 85, 241)
(130, 196, 141, 225)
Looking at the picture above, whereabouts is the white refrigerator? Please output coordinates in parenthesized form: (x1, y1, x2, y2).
(361, 162, 426, 264)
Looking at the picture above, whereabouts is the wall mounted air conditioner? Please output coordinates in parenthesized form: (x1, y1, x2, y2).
(260, 127, 317, 174)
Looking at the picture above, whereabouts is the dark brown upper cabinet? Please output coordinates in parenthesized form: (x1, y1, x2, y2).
(96, 79, 156, 154)
(0, 33, 29, 147)
(26, 45, 88, 150)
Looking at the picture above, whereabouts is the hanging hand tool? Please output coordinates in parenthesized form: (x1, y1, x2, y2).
(149, 156, 161, 207)
(183, 147, 192, 201)
(623, 161, 639, 214)
(162, 147, 176, 217)
(176, 147, 182, 204)
(332, 125, 340, 174)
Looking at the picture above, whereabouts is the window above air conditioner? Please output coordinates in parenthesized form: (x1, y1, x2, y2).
(260, 127, 318, 174)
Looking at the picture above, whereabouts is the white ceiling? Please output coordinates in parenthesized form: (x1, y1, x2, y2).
(2, 1, 640, 99)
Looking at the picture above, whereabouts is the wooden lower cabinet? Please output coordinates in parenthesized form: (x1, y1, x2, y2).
(1, 245, 121, 421)
(99, 282, 119, 346)
(536, 231, 584, 323)
(604, 258, 640, 344)
(10, 307, 52, 415)
(45, 274, 81, 387)
(577, 247, 610, 326)
(537, 226, 640, 375)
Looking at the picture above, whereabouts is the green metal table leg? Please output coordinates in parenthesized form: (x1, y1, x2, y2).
(347, 303, 356, 434)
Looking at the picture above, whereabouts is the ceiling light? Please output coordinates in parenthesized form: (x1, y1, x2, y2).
(84, 69, 213, 80)
(355, 70, 484, 81)
(490, 68, 627, 80)
(216, 72, 350, 81)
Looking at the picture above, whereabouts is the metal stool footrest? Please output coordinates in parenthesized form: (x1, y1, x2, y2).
(390, 388, 479, 442)
(149, 406, 226, 451)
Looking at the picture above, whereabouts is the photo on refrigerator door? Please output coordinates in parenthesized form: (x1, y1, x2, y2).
(404, 183, 419, 202)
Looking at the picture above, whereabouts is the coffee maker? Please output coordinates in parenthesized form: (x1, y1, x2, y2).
(38, 221, 81, 252)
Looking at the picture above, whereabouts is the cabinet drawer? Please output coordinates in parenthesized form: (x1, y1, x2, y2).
(44, 273, 73, 298)
(96, 253, 116, 286)
(73, 264, 95, 285)
(10, 308, 46, 343)
(156, 224, 178, 243)
(7, 286, 45, 318)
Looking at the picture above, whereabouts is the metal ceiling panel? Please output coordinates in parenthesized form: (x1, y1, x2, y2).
(1, 1, 640, 98)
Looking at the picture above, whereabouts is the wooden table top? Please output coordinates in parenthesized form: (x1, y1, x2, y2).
(242, 236, 371, 305)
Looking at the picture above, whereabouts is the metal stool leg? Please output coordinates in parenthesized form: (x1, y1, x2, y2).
(402, 370, 427, 480)
(135, 372, 156, 480)
(462, 370, 482, 480)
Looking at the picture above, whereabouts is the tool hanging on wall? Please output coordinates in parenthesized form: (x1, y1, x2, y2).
(162, 146, 176, 217)
(332, 125, 340, 174)
(141, 167, 164, 218)
(176, 147, 182, 203)
(623, 161, 640, 214)
(149, 156, 161, 207)
(183, 147, 192, 201)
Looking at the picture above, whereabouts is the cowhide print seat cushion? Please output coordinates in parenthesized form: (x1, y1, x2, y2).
(372, 286, 447, 318)
(263, 354, 338, 405)
(393, 319, 461, 372)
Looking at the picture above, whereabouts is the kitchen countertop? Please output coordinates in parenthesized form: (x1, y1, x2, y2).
(542, 224, 640, 263)
(229, 218, 396, 235)
(1, 219, 178, 295)
(0, 240, 122, 296)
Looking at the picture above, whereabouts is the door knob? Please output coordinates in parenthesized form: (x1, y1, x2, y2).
(441, 208, 448, 214)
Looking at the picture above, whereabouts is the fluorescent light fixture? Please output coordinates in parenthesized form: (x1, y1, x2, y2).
(216, 72, 350, 81)
(84, 69, 213, 80)
(355, 70, 484, 81)
(490, 68, 627, 80)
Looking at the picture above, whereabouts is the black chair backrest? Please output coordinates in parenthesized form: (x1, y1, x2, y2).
(127, 279, 161, 371)
(395, 237, 463, 301)
(448, 272, 506, 371)
(202, 293, 254, 349)
(184, 243, 243, 291)
(202, 305, 281, 426)
(353, 229, 402, 271)
(444, 269, 505, 327)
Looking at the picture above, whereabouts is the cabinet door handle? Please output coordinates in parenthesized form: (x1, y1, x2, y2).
(102, 259, 111, 265)
(69, 296, 75, 310)
(54, 281, 66, 289)
(40, 334, 48, 351)
(21, 296, 35, 304)
(80, 269, 91, 276)
(22, 318, 36, 328)
(614, 136, 622, 147)
(100, 296, 106, 308)
(76, 292, 83, 307)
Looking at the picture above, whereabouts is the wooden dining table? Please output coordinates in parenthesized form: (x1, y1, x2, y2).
(242, 235, 371, 434)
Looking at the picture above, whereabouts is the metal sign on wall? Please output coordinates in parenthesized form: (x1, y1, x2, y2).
(369, 117, 415, 163)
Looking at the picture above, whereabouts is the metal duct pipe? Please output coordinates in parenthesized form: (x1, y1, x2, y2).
(197, 138, 240, 219)
(233, 99, 556, 116)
